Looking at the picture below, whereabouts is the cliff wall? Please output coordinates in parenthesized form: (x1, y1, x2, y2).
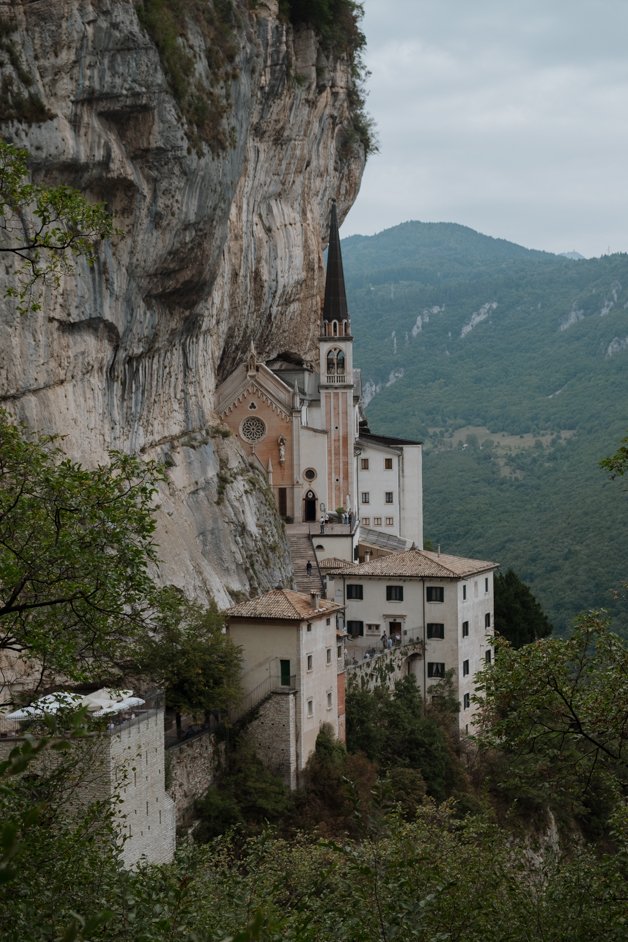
(0, 0, 365, 604)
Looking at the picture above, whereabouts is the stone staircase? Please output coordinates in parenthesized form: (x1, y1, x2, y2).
(286, 526, 324, 593)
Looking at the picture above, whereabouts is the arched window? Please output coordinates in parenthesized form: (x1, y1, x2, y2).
(332, 320, 339, 336)
(326, 348, 345, 379)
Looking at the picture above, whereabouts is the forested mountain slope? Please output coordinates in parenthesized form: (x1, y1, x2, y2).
(343, 222, 628, 634)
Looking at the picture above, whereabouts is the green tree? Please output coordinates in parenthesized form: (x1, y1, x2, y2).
(494, 568, 553, 647)
(141, 588, 242, 734)
(346, 677, 463, 803)
(475, 615, 628, 828)
(0, 140, 113, 312)
(0, 411, 164, 702)
(600, 433, 628, 479)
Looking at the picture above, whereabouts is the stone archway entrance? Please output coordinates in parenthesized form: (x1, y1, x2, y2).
(304, 489, 317, 522)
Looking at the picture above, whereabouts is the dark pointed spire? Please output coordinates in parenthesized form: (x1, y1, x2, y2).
(322, 199, 350, 326)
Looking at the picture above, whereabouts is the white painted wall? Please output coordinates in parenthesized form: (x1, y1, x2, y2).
(356, 441, 423, 547)
(228, 612, 340, 774)
(399, 444, 423, 547)
(329, 570, 495, 733)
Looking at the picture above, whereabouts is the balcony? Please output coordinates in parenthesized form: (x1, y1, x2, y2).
(324, 373, 348, 385)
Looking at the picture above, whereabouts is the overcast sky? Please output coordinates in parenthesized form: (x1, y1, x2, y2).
(342, 0, 628, 258)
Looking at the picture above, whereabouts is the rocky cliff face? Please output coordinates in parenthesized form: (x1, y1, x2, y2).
(0, 0, 365, 604)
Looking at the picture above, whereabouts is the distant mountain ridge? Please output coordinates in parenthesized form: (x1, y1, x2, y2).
(343, 221, 628, 635)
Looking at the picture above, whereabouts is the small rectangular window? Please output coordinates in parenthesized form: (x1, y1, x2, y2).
(307, 654, 313, 671)
(361, 457, 369, 470)
(463, 693, 470, 710)
(346, 584, 363, 600)
(485, 577, 489, 592)
(462, 620, 469, 638)
(462, 584, 467, 601)
(361, 491, 370, 504)
(337, 644, 342, 659)
(347, 620, 364, 638)
(485, 649, 492, 664)
(386, 585, 404, 601)
(326, 647, 332, 664)
(327, 691, 333, 709)
(385, 491, 394, 504)
(307, 699, 313, 717)
(463, 659, 470, 676)
(426, 586, 444, 603)
(385, 457, 393, 470)
(374, 516, 382, 526)
(485, 612, 491, 628)
(361, 516, 370, 526)
(427, 662, 445, 678)
(427, 623, 445, 639)
(366, 623, 380, 634)
(385, 516, 394, 526)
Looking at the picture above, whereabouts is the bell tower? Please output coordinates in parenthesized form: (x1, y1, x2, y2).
(319, 200, 357, 516)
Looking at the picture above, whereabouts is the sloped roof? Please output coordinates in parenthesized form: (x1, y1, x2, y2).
(319, 557, 356, 570)
(336, 548, 497, 579)
(227, 588, 343, 621)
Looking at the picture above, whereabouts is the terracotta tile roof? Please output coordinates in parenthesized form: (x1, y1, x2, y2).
(335, 548, 497, 579)
(227, 588, 343, 621)
(319, 557, 356, 570)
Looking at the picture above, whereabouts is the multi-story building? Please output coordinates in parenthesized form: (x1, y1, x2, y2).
(327, 548, 497, 733)
(227, 588, 345, 787)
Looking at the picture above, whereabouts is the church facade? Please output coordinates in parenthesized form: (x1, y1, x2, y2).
(216, 202, 424, 548)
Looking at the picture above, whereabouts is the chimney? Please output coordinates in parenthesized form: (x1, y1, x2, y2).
(364, 551, 371, 563)
(437, 544, 441, 556)
(310, 590, 320, 611)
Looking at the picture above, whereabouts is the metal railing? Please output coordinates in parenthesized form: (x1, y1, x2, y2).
(308, 521, 355, 536)
(344, 628, 424, 667)
(229, 670, 297, 723)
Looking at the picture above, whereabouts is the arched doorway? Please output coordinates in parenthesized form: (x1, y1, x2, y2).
(304, 489, 317, 522)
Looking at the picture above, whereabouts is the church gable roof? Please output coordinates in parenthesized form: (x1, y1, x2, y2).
(216, 361, 294, 420)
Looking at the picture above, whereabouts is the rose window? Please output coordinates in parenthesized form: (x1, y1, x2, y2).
(240, 416, 266, 443)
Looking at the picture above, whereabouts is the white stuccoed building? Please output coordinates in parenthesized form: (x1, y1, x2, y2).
(327, 548, 498, 734)
(227, 589, 346, 788)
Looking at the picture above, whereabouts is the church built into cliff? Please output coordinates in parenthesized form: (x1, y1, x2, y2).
(216, 202, 423, 550)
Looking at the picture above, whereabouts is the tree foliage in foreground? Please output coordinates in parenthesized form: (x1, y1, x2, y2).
(0, 411, 242, 716)
(475, 615, 628, 830)
(600, 433, 628, 479)
(141, 588, 242, 732)
(2, 783, 626, 942)
(0, 140, 113, 312)
(0, 411, 164, 700)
